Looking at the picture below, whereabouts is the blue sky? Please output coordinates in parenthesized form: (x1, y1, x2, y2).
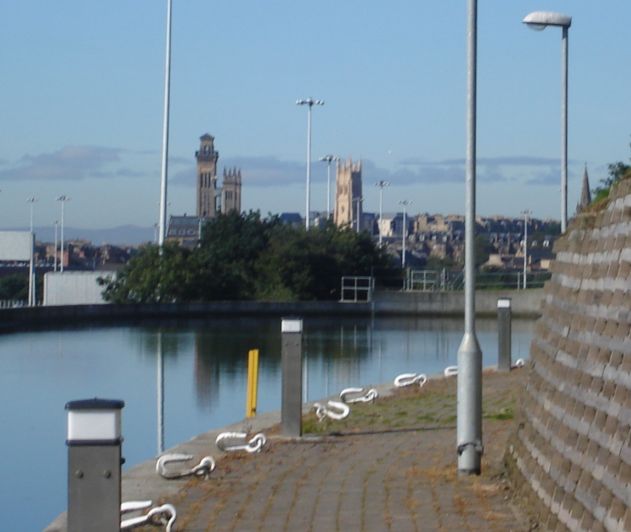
(1, 1, 630, 231)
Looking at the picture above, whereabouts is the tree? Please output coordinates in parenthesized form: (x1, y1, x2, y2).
(100, 212, 398, 303)
(592, 142, 631, 203)
(100, 243, 195, 303)
(0, 274, 28, 301)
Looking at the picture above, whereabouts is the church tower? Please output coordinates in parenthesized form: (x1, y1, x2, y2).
(221, 168, 242, 214)
(196, 134, 219, 218)
(576, 164, 592, 214)
(334, 159, 362, 228)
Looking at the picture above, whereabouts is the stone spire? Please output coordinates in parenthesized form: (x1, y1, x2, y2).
(576, 164, 592, 213)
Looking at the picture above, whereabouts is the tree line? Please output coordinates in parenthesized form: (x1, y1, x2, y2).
(100, 211, 397, 303)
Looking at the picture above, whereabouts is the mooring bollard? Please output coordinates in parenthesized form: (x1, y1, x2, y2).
(281, 318, 303, 437)
(66, 398, 124, 532)
(497, 298, 512, 372)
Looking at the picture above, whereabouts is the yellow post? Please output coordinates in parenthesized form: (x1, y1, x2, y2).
(246, 349, 259, 418)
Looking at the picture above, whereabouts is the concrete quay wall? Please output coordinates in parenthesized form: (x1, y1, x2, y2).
(507, 177, 631, 531)
(0, 289, 542, 332)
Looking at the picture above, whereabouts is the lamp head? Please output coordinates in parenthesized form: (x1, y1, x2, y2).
(523, 11, 572, 30)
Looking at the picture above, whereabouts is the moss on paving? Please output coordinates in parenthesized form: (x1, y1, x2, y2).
(303, 369, 518, 435)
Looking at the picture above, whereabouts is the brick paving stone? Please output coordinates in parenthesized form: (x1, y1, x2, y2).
(162, 371, 532, 531)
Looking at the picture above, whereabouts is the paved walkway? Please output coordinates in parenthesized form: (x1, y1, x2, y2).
(165, 370, 531, 531)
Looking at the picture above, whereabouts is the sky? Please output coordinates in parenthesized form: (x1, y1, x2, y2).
(1, 1, 631, 234)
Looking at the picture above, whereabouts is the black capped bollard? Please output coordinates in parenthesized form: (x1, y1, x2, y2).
(281, 318, 303, 437)
(66, 398, 124, 532)
(497, 298, 512, 371)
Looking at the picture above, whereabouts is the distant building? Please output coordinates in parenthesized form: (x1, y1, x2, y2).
(167, 215, 202, 248)
(195, 133, 242, 219)
(334, 159, 362, 228)
(279, 212, 303, 227)
(196, 134, 220, 218)
(168, 134, 243, 247)
(221, 168, 242, 214)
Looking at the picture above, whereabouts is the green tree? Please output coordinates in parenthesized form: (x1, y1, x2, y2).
(593, 142, 631, 203)
(100, 212, 397, 303)
(100, 243, 195, 303)
(0, 274, 28, 301)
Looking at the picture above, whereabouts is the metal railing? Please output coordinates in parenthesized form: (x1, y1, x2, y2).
(340, 276, 374, 302)
(0, 299, 28, 309)
(376, 269, 551, 292)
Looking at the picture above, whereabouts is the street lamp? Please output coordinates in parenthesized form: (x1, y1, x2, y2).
(158, 0, 173, 246)
(521, 210, 531, 289)
(296, 98, 325, 229)
(26, 196, 37, 306)
(319, 155, 339, 219)
(398, 200, 412, 268)
(523, 11, 572, 233)
(375, 180, 390, 246)
(457, 0, 483, 476)
(56, 195, 70, 273)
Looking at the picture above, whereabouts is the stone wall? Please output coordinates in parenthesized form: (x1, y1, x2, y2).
(508, 177, 631, 531)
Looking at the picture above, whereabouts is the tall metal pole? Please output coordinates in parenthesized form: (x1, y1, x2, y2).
(158, 0, 173, 246)
(326, 158, 331, 217)
(61, 200, 65, 273)
(457, 0, 483, 475)
(54, 220, 58, 272)
(523, 12, 571, 233)
(306, 105, 312, 230)
(157, 331, 165, 454)
(355, 197, 363, 233)
(320, 155, 338, 219)
(561, 26, 568, 233)
(522, 210, 530, 289)
(57, 196, 69, 273)
(27, 196, 37, 306)
(376, 181, 390, 247)
(297, 98, 324, 230)
(399, 200, 411, 268)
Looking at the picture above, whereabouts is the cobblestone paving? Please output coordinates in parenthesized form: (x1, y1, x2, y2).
(164, 371, 532, 531)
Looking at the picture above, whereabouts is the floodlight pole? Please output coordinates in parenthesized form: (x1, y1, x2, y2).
(320, 155, 339, 218)
(297, 98, 324, 229)
(158, 0, 173, 247)
(457, 0, 483, 475)
(27, 196, 37, 306)
(376, 181, 390, 246)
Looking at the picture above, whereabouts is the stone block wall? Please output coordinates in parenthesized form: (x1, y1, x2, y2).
(508, 177, 631, 531)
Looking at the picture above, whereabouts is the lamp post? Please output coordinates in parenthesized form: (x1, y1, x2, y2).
(319, 155, 338, 219)
(56, 195, 70, 273)
(26, 196, 37, 306)
(296, 98, 324, 229)
(375, 180, 390, 246)
(457, 0, 483, 476)
(399, 200, 411, 268)
(521, 210, 531, 289)
(523, 11, 572, 233)
(158, 0, 173, 246)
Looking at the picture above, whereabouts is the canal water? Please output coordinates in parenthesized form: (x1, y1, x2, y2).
(0, 315, 535, 531)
